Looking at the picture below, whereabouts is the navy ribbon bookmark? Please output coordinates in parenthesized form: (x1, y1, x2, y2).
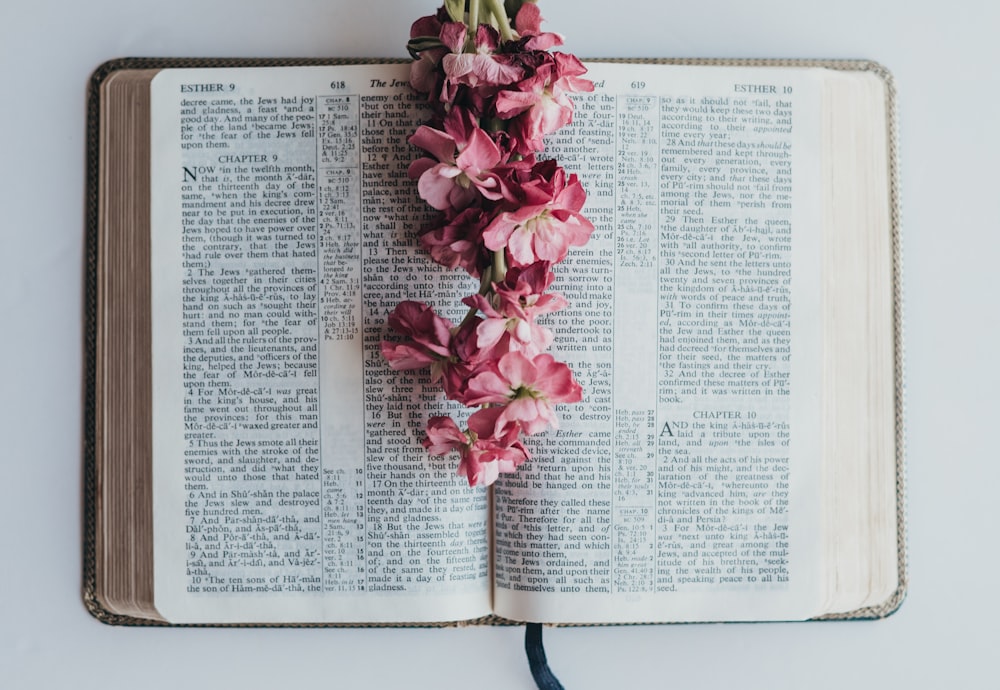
(525, 623, 565, 689)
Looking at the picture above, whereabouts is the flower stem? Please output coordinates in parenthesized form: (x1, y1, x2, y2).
(459, 265, 494, 329)
(468, 0, 480, 35)
(492, 249, 507, 283)
(459, 304, 480, 329)
(482, 0, 515, 41)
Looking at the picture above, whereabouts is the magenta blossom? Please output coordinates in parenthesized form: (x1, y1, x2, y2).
(408, 12, 448, 95)
(382, 302, 499, 403)
(439, 22, 524, 101)
(408, 107, 505, 211)
(423, 408, 529, 487)
(438, 318, 496, 403)
(493, 261, 568, 321)
(380, 301, 454, 380)
(496, 53, 594, 154)
(462, 263, 566, 357)
(463, 292, 555, 357)
(482, 165, 595, 266)
(418, 207, 492, 277)
(464, 351, 583, 435)
(513, 3, 564, 51)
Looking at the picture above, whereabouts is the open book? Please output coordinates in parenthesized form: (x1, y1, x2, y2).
(85, 58, 905, 625)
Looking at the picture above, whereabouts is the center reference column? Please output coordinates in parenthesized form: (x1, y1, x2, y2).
(315, 94, 367, 593)
(611, 95, 659, 594)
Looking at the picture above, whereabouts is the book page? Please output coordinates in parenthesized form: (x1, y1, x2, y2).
(150, 61, 826, 624)
(150, 65, 492, 623)
(492, 63, 825, 623)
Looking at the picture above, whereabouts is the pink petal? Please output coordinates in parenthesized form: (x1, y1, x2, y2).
(458, 450, 501, 487)
(471, 55, 523, 86)
(439, 22, 468, 53)
(410, 14, 442, 39)
(513, 319, 533, 345)
(482, 214, 518, 252)
(462, 293, 495, 315)
(494, 89, 540, 119)
(476, 318, 509, 350)
(423, 416, 467, 455)
(418, 165, 463, 210)
(531, 354, 583, 403)
(501, 397, 555, 435)
(556, 173, 588, 211)
(409, 126, 457, 163)
(410, 54, 441, 93)
(497, 351, 537, 389)
(553, 53, 591, 82)
(506, 225, 538, 265)
(381, 342, 437, 370)
(442, 53, 477, 82)
(514, 3, 543, 34)
(468, 407, 506, 438)
(408, 157, 437, 181)
(463, 368, 514, 406)
(456, 126, 501, 175)
(524, 32, 564, 51)
(473, 23, 500, 52)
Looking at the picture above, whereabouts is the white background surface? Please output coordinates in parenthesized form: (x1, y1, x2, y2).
(1, 0, 996, 687)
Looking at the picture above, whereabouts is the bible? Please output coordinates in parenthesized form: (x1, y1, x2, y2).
(85, 58, 905, 625)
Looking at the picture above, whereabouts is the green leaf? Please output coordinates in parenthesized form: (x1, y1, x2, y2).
(443, 0, 466, 23)
(407, 36, 445, 59)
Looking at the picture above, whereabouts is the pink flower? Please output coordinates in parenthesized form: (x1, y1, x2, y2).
(514, 3, 564, 50)
(422, 415, 469, 455)
(438, 319, 494, 403)
(409, 9, 446, 40)
(408, 108, 504, 211)
(464, 292, 555, 357)
(423, 409, 529, 487)
(411, 50, 447, 95)
(496, 53, 594, 154)
(463, 352, 583, 435)
(408, 12, 448, 94)
(462, 263, 566, 357)
(440, 23, 524, 100)
(418, 207, 492, 277)
(494, 261, 568, 321)
(380, 301, 453, 380)
(482, 165, 594, 266)
(490, 152, 540, 203)
(381, 301, 504, 404)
